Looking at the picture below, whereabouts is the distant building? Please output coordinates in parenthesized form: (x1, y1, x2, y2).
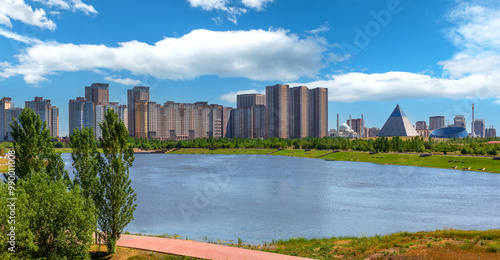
(0, 97, 13, 140)
(68, 97, 94, 136)
(454, 115, 466, 128)
(429, 116, 445, 131)
(474, 119, 486, 138)
(416, 129, 430, 137)
(308, 87, 328, 138)
(378, 105, 418, 137)
(368, 127, 380, 137)
(415, 121, 427, 130)
(266, 84, 289, 138)
(127, 86, 150, 137)
(233, 94, 266, 139)
(347, 118, 363, 137)
(85, 83, 109, 104)
(5, 108, 23, 141)
(25, 97, 59, 138)
(485, 127, 496, 137)
(289, 87, 308, 138)
(430, 127, 468, 139)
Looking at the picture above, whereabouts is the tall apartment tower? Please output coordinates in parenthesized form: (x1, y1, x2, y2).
(347, 118, 363, 136)
(0, 97, 13, 140)
(233, 94, 266, 139)
(85, 83, 109, 104)
(289, 86, 309, 138)
(69, 97, 95, 136)
(474, 119, 486, 137)
(50, 106, 59, 138)
(134, 100, 149, 138)
(454, 115, 466, 128)
(25, 97, 59, 138)
(266, 84, 289, 138)
(308, 87, 328, 138)
(429, 116, 445, 131)
(127, 86, 150, 137)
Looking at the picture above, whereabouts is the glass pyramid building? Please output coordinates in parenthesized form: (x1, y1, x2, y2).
(377, 104, 419, 137)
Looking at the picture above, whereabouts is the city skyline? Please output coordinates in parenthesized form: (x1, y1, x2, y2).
(1, 1, 500, 137)
(1, 83, 497, 138)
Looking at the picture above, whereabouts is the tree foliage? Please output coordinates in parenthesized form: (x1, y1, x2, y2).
(97, 109, 137, 254)
(70, 127, 100, 200)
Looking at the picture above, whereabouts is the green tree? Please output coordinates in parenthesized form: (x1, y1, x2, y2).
(20, 171, 96, 259)
(70, 127, 100, 200)
(97, 109, 137, 253)
(9, 108, 54, 180)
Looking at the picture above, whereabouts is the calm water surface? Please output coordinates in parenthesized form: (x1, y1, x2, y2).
(62, 153, 500, 244)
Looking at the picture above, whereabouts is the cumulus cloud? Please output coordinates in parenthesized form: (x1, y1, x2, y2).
(306, 24, 330, 35)
(0, 0, 56, 30)
(104, 76, 142, 86)
(33, 0, 97, 14)
(186, 0, 273, 24)
(288, 71, 499, 102)
(0, 29, 326, 84)
(219, 89, 265, 103)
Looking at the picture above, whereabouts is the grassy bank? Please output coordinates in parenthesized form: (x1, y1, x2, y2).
(319, 151, 500, 173)
(235, 229, 500, 260)
(90, 245, 200, 259)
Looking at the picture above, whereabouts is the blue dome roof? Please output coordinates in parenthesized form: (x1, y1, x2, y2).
(430, 127, 468, 138)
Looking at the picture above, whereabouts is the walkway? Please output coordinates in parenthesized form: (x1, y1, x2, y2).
(117, 234, 315, 260)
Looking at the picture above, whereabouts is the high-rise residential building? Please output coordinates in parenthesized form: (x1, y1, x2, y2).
(429, 116, 445, 131)
(69, 97, 94, 136)
(117, 105, 128, 130)
(25, 97, 59, 138)
(85, 83, 109, 104)
(308, 87, 328, 138)
(134, 100, 149, 138)
(128, 86, 150, 136)
(5, 108, 23, 141)
(222, 106, 233, 138)
(0, 97, 13, 140)
(454, 115, 466, 128)
(474, 119, 486, 137)
(415, 121, 427, 130)
(485, 127, 496, 137)
(347, 118, 363, 136)
(368, 127, 380, 137)
(233, 94, 266, 139)
(50, 106, 59, 138)
(266, 84, 289, 138)
(289, 86, 308, 138)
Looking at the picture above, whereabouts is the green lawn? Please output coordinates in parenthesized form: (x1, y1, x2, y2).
(321, 152, 500, 173)
(168, 148, 275, 155)
(271, 149, 332, 158)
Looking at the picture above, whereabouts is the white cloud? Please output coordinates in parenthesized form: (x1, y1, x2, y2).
(241, 0, 273, 11)
(0, 0, 56, 30)
(288, 71, 500, 102)
(219, 89, 264, 103)
(306, 24, 330, 35)
(0, 29, 326, 84)
(33, 0, 97, 14)
(104, 76, 142, 86)
(187, 0, 272, 24)
(0, 27, 43, 43)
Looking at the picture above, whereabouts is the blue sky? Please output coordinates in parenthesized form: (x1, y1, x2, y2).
(1, 0, 500, 136)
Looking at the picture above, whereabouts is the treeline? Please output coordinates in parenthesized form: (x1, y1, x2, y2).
(129, 136, 500, 156)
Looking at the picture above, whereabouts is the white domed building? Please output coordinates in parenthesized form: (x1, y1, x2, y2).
(332, 123, 359, 138)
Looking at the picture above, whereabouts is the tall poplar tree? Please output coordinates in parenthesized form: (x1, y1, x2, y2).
(97, 108, 137, 253)
(70, 127, 100, 200)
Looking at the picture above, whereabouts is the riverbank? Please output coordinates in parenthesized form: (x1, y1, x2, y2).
(100, 229, 500, 260)
(168, 148, 500, 174)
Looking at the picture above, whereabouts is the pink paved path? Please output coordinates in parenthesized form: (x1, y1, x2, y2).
(117, 234, 315, 260)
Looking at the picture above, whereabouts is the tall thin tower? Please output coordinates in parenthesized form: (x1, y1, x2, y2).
(336, 113, 339, 132)
(361, 114, 364, 138)
(472, 103, 475, 137)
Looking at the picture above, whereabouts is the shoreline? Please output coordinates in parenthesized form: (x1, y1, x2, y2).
(166, 148, 500, 174)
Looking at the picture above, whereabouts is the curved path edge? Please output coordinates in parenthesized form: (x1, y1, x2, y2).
(117, 234, 315, 260)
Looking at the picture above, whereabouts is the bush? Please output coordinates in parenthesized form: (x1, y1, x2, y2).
(487, 243, 500, 253)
